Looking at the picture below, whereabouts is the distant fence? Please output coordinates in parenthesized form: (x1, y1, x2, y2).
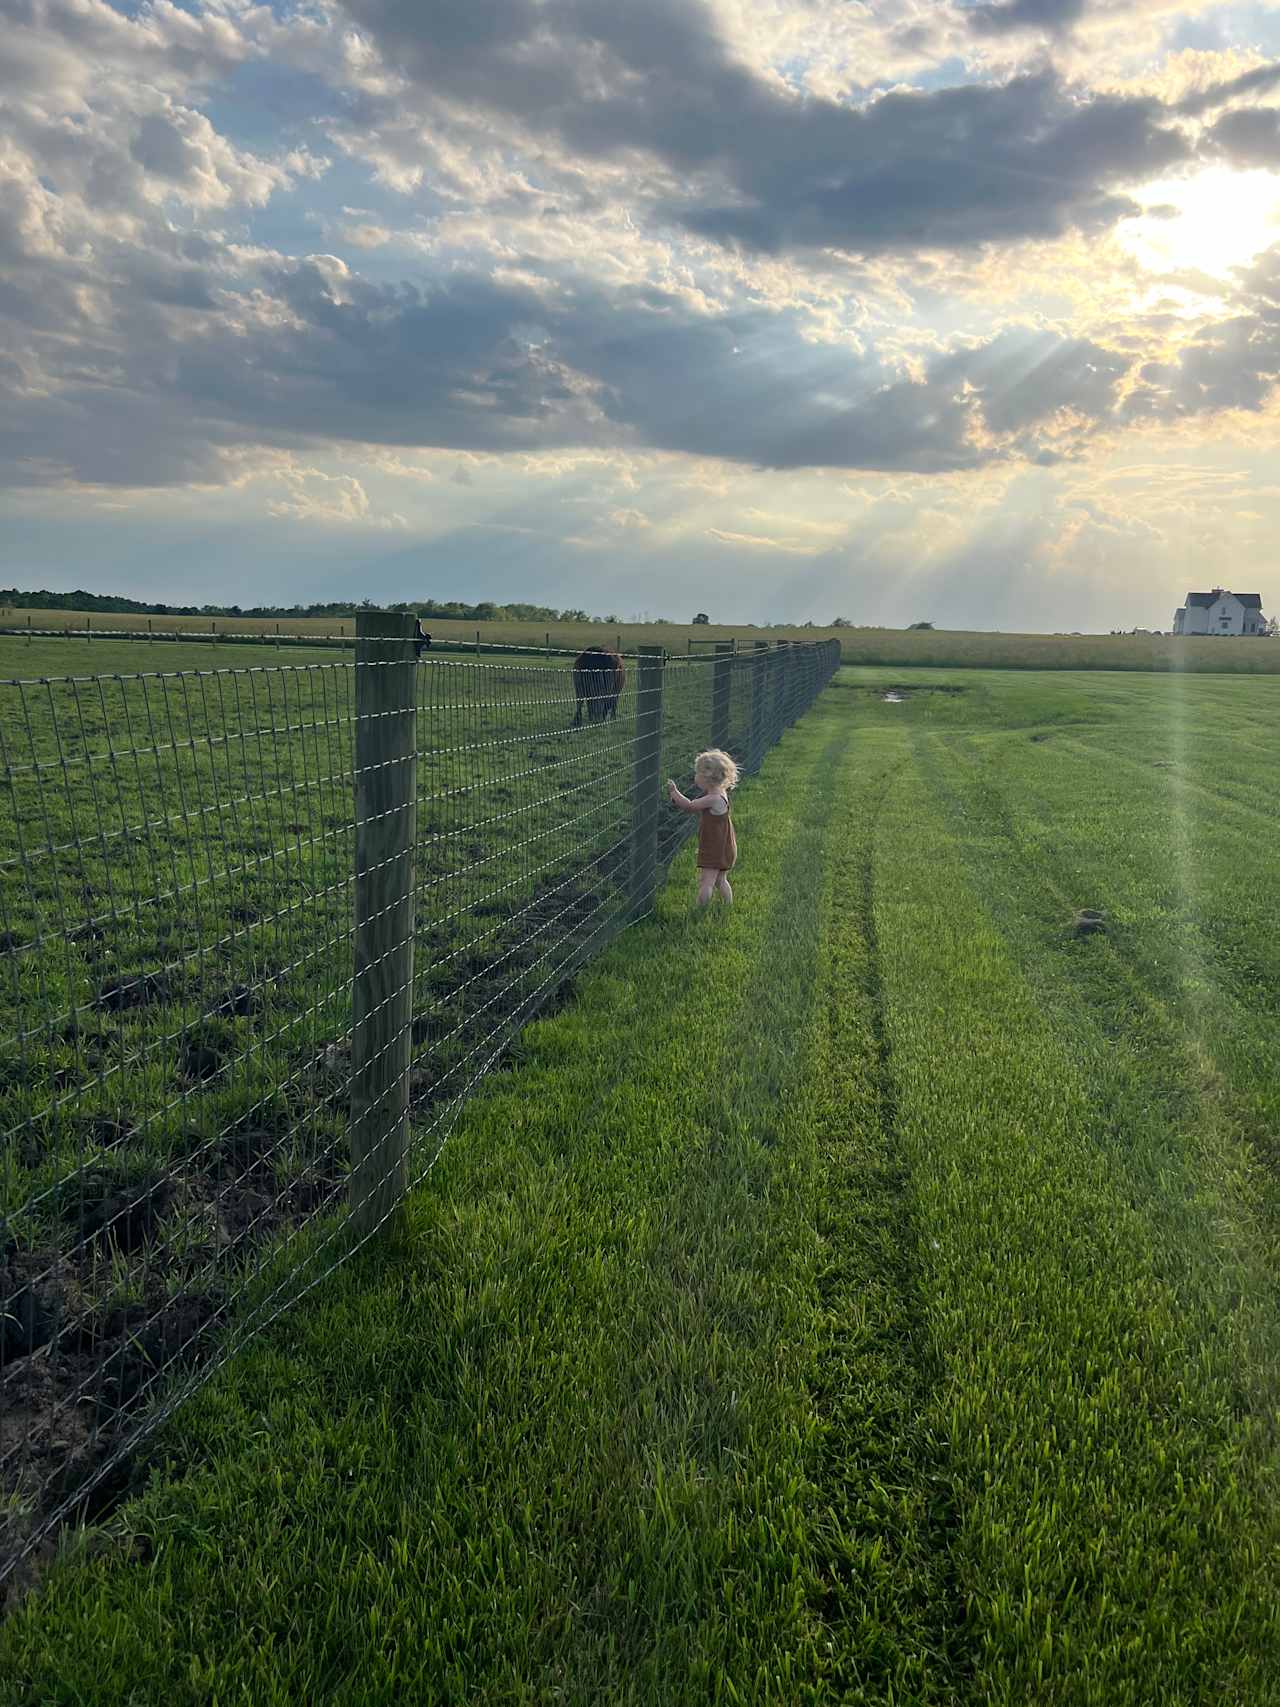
(0, 624, 839, 1593)
(0, 621, 584, 659)
(0, 622, 723, 663)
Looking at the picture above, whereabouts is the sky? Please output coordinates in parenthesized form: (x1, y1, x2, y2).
(2, 0, 1280, 630)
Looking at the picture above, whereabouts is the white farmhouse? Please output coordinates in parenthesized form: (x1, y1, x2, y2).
(1172, 589, 1266, 636)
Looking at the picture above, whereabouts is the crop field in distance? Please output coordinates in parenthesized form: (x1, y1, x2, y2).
(0, 658, 1278, 1703)
(6, 607, 1280, 673)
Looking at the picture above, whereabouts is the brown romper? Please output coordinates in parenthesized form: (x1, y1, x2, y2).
(697, 798, 737, 871)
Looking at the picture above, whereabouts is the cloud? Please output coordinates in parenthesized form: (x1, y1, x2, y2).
(1115, 241, 1280, 427)
(331, 2, 1192, 259)
(264, 467, 408, 528)
(707, 527, 824, 555)
(1203, 106, 1280, 168)
(363, 449, 438, 481)
(0, 0, 318, 222)
(339, 219, 396, 249)
(677, 74, 1191, 257)
(1126, 313, 1279, 420)
(0, 155, 1151, 496)
(967, 0, 1088, 38)
(1174, 58, 1280, 117)
(0, 0, 1275, 540)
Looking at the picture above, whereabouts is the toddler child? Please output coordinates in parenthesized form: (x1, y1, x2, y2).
(666, 749, 738, 906)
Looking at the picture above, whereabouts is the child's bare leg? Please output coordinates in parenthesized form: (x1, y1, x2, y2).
(696, 868, 717, 907)
(715, 871, 733, 904)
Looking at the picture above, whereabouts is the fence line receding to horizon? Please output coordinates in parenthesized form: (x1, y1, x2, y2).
(0, 623, 839, 1594)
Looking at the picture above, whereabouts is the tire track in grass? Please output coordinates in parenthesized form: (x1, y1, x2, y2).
(880, 764, 1280, 1707)
(801, 731, 971, 1704)
(895, 732, 1280, 1703)
(559, 722, 856, 1704)
(384, 713, 862, 1704)
(910, 723, 1280, 1413)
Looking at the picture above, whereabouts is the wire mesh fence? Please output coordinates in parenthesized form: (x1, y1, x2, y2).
(0, 626, 839, 1594)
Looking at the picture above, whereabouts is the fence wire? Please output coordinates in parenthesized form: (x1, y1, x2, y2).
(0, 637, 838, 1595)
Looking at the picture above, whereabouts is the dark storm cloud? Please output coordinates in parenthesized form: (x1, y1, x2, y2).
(966, 0, 1087, 38)
(1202, 106, 1280, 169)
(0, 238, 1137, 486)
(335, 0, 1191, 257)
(678, 76, 1188, 256)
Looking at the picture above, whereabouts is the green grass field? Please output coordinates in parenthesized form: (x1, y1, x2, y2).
(2, 666, 1278, 1702)
(7, 609, 1280, 673)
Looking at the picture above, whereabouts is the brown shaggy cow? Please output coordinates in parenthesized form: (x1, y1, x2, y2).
(572, 646, 625, 726)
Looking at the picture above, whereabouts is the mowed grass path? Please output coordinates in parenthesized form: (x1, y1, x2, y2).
(3, 672, 1279, 1703)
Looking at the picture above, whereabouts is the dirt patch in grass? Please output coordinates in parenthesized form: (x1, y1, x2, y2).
(1071, 909, 1109, 939)
(0, 1277, 226, 1610)
(94, 972, 179, 1013)
(1, 1125, 349, 1597)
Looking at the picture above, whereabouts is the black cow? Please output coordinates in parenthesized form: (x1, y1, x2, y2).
(572, 646, 625, 726)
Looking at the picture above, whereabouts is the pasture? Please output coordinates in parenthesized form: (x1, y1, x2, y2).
(2, 664, 1279, 1703)
(0, 635, 780, 1581)
(7, 608, 1280, 673)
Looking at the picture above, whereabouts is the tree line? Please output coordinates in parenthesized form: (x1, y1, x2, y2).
(0, 590, 607, 623)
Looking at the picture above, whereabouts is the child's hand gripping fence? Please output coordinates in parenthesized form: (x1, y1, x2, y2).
(0, 622, 840, 1596)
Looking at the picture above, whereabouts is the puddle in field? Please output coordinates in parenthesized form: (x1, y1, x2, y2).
(833, 681, 966, 701)
(878, 687, 966, 703)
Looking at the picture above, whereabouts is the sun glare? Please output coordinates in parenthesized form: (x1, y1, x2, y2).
(1117, 166, 1280, 279)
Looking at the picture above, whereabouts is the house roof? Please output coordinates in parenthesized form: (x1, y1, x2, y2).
(1182, 591, 1263, 609)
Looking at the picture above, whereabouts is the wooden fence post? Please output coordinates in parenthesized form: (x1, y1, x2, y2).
(711, 642, 733, 751)
(771, 641, 788, 739)
(350, 611, 419, 1239)
(749, 641, 769, 774)
(630, 646, 665, 919)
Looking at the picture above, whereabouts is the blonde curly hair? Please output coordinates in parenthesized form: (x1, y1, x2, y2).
(694, 748, 739, 789)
